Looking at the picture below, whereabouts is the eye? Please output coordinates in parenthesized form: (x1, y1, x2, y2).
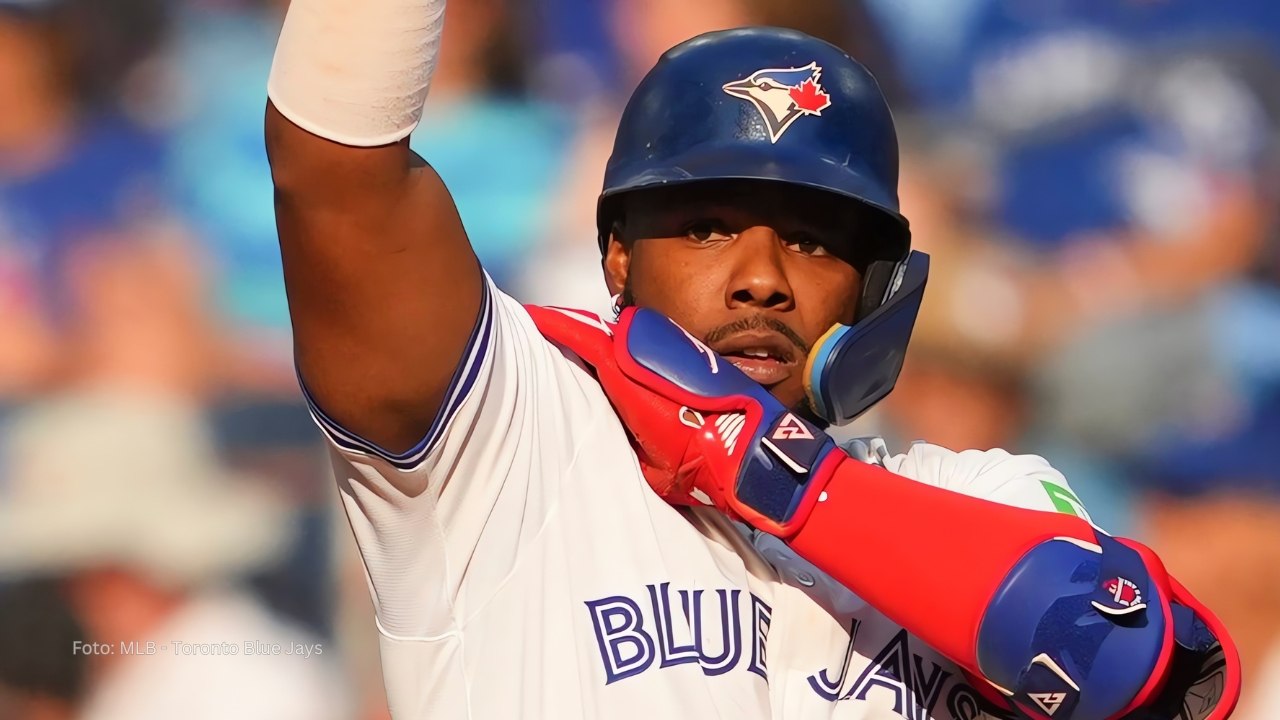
(685, 221, 732, 244)
(784, 234, 831, 256)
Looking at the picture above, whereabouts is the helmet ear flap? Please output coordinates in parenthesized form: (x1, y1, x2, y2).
(805, 251, 928, 425)
(856, 260, 898, 322)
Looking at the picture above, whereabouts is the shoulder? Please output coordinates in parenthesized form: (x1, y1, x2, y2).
(852, 438, 1092, 519)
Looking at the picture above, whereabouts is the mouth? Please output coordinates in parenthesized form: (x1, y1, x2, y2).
(712, 333, 801, 386)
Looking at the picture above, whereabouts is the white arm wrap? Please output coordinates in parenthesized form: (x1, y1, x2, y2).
(267, 0, 446, 147)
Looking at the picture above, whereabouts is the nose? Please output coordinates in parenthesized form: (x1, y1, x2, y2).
(725, 226, 795, 311)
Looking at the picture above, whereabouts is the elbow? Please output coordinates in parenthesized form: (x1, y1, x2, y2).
(264, 100, 413, 205)
(264, 101, 312, 197)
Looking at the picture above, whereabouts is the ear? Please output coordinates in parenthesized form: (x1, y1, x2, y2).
(603, 233, 632, 297)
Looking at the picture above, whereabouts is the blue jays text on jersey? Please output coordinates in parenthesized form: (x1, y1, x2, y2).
(586, 582, 771, 684)
(586, 581, 1015, 720)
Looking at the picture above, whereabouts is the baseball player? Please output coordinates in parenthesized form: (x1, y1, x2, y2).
(265, 1, 1241, 717)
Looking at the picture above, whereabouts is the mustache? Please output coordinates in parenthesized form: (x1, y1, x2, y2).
(703, 315, 810, 355)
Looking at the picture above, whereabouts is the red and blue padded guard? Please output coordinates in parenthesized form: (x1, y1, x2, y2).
(527, 303, 1241, 720)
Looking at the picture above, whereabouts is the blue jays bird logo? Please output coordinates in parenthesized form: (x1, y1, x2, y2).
(722, 62, 833, 143)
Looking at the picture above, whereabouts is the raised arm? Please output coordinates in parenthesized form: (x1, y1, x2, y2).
(266, 0, 480, 452)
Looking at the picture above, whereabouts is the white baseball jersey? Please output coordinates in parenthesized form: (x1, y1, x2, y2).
(306, 277, 1094, 720)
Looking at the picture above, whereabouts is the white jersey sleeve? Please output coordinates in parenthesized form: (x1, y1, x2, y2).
(302, 275, 605, 639)
(879, 441, 1095, 521)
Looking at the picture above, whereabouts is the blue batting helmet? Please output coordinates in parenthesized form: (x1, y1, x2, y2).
(597, 27, 927, 427)
(597, 26, 910, 255)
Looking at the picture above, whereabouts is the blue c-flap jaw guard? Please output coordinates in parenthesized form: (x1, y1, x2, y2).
(805, 250, 928, 426)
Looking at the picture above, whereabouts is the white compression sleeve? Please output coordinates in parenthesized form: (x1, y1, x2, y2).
(267, 0, 446, 147)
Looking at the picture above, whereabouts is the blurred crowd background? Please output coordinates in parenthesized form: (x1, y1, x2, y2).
(1, 0, 1278, 718)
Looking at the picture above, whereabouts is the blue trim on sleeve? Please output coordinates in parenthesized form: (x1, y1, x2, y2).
(301, 280, 495, 471)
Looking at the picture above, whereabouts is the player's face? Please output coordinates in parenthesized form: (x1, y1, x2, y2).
(605, 181, 871, 414)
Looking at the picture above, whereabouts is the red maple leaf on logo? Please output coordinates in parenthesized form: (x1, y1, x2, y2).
(1104, 577, 1142, 606)
(789, 78, 831, 114)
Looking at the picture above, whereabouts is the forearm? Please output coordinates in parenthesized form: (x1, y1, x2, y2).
(787, 455, 1090, 665)
(782, 455, 1238, 718)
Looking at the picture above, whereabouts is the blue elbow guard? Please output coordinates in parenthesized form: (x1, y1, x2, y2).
(975, 532, 1239, 720)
